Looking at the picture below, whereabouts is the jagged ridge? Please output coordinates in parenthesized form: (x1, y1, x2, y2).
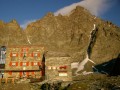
(0, 6, 120, 75)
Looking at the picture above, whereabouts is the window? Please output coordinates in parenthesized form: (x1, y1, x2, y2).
(52, 66, 56, 70)
(20, 62, 29, 66)
(23, 62, 26, 66)
(8, 72, 12, 75)
(34, 62, 38, 66)
(59, 72, 68, 76)
(21, 48, 29, 60)
(34, 53, 38, 57)
(48, 66, 52, 70)
(12, 62, 16, 66)
(0, 46, 6, 64)
(21, 53, 28, 60)
(47, 66, 57, 70)
(31, 52, 40, 60)
(31, 62, 40, 66)
(59, 66, 67, 69)
(10, 52, 18, 61)
(31, 71, 34, 75)
(22, 72, 29, 77)
(10, 53, 18, 57)
(9, 62, 18, 66)
(19, 72, 23, 77)
(21, 48, 29, 52)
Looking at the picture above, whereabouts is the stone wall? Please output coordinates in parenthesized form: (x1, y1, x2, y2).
(4, 45, 44, 78)
(46, 56, 72, 81)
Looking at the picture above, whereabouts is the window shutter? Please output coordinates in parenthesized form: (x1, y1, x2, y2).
(31, 53, 34, 57)
(9, 62, 12, 66)
(9, 71, 12, 75)
(48, 66, 52, 70)
(64, 66, 67, 69)
(38, 53, 40, 57)
(10, 53, 12, 57)
(60, 66, 67, 69)
(22, 48, 29, 52)
(21, 48, 23, 52)
(16, 53, 18, 57)
(26, 48, 29, 52)
(31, 62, 34, 66)
(26, 72, 29, 77)
(52, 66, 56, 70)
(31, 71, 34, 75)
(26, 62, 29, 66)
(20, 53, 23, 57)
(20, 62, 23, 66)
(38, 62, 40, 66)
(23, 53, 27, 57)
(19, 72, 22, 76)
(16, 62, 18, 66)
(27, 53, 29, 57)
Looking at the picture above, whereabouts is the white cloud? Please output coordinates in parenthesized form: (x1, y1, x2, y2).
(20, 19, 36, 29)
(54, 0, 114, 16)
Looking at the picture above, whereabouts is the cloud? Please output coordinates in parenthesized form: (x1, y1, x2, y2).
(54, 0, 115, 16)
(20, 19, 36, 29)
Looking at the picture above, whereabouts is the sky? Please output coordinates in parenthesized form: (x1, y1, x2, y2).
(0, 0, 120, 28)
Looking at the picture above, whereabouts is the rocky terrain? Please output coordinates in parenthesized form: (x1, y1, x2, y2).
(1, 74, 120, 90)
(1, 6, 120, 75)
(0, 20, 27, 45)
(0, 5, 120, 82)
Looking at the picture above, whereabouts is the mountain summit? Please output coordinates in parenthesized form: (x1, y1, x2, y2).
(0, 6, 120, 75)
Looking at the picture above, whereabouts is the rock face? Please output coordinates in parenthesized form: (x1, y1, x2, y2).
(0, 19, 27, 45)
(0, 6, 120, 75)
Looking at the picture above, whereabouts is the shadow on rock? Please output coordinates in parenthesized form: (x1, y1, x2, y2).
(93, 54, 120, 76)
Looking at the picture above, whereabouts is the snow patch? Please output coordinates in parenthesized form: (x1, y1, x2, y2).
(94, 17, 96, 19)
(89, 59, 96, 64)
(27, 36, 31, 44)
(93, 24, 96, 30)
(75, 54, 95, 74)
(76, 54, 89, 73)
(82, 71, 93, 75)
(75, 24, 96, 75)
(71, 62, 79, 69)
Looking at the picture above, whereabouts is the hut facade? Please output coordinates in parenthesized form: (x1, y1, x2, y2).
(0, 45, 45, 79)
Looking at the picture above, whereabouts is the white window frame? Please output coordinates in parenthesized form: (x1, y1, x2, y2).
(52, 66, 56, 70)
(48, 66, 52, 70)
(12, 62, 16, 66)
(23, 62, 27, 66)
(59, 72, 68, 76)
(12, 53, 17, 57)
(34, 62, 38, 66)
(34, 53, 38, 57)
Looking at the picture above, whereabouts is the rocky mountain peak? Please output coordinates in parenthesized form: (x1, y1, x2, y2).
(0, 6, 120, 76)
(0, 20, 5, 28)
(6, 19, 21, 31)
(7, 19, 19, 26)
(0, 20, 4, 24)
(10, 19, 18, 23)
(46, 12, 54, 17)
(73, 6, 89, 13)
